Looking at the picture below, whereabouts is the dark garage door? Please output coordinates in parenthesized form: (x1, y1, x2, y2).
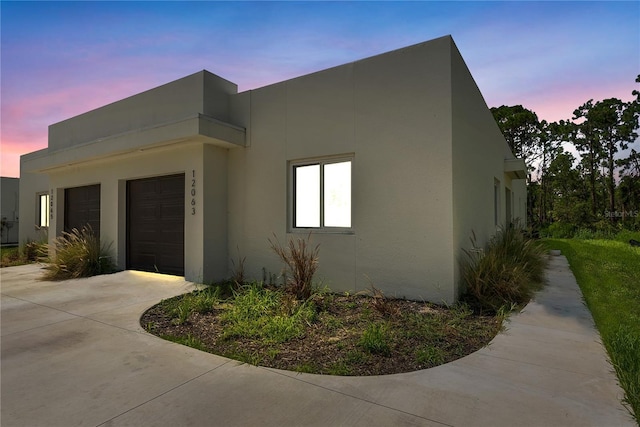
(127, 174, 185, 276)
(65, 184, 101, 238)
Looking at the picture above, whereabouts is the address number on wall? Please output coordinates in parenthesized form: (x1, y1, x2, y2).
(191, 170, 196, 215)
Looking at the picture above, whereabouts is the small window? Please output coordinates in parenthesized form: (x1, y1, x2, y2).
(505, 187, 512, 224)
(292, 157, 352, 230)
(494, 179, 500, 226)
(37, 193, 50, 228)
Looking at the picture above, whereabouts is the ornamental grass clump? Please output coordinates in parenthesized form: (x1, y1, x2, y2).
(461, 225, 547, 313)
(42, 225, 115, 280)
(269, 233, 319, 300)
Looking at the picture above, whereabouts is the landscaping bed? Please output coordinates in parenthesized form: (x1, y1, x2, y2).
(141, 285, 503, 376)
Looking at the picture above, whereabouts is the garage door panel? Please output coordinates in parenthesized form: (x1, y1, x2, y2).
(65, 184, 101, 238)
(127, 174, 184, 276)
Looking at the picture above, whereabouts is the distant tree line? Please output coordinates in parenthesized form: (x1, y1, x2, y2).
(491, 75, 640, 236)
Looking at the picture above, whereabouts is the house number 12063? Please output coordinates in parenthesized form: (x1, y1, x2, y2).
(191, 170, 196, 215)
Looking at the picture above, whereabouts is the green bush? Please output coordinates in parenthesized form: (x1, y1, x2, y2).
(461, 226, 547, 313)
(546, 222, 576, 238)
(42, 226, 116, 280)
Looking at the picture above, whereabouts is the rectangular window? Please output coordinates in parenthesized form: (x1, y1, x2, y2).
(505, 187, 512, 224)
(494, 179, 500, 226)
(37, 193, 50, 228)
(292, 157, 352, 230)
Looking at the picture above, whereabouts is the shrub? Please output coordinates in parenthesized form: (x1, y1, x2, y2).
(42, 226, 115, 280)
(22, 239, 48, 262)
(546, 222, 576, 238)
(461, 226, 547, 313)
(269, 233, 319, 300)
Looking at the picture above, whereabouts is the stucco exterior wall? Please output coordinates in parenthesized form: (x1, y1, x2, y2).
(450, 40, 527, 298)
(18, 154, 50, 245)
(228, 36, 456, 303)
(49, 71, 237, 152)
(27, 143, 218, 282)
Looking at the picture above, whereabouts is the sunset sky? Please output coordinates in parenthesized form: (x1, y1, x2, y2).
(1, 1, 638, 178)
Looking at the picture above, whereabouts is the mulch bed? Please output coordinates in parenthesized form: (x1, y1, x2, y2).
(141, 294, 502, 376)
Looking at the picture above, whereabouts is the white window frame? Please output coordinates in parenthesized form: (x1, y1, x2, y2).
(289, 155, 353, 233)
(36, 192, 50, 228)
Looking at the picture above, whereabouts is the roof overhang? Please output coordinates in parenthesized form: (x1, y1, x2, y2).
(504, 158, 527, 180)
(22, 114, 245, 173)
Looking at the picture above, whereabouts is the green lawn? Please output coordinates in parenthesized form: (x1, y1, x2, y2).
(1, 246, 25, 267)
(544, 236, 640, 423)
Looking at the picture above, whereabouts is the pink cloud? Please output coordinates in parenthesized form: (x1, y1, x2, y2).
(485, 75, 637, 124)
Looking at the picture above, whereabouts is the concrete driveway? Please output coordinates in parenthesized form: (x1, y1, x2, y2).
(0, 259, 634, 427)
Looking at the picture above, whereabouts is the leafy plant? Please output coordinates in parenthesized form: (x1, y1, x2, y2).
(42, 226, 115, 280)
(416, 346, 445, 365)
(461, 226, 547, 313)
(268, 233, 319, 300)
(358, 323, 391, 356)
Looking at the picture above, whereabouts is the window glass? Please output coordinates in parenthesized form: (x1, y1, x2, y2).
(38, 194, 50, 227)
(294, 164, 320, 227)
(323, 161, 351, 227)
(292, 158, 352, 230)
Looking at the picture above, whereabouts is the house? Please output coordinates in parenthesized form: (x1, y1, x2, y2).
(1, 177, 20, 244)
(19, 35, 526, 304)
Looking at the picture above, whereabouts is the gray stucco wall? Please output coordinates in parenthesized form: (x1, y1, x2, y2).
(48, 71, 237, 152)
(17, 155, 50, 246)
(228, 36, 457, 302)
(450, 39, 527, 298)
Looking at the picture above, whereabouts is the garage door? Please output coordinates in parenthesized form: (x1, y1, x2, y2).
(65, 184, 101, 238)
(127, 174, 185, 276)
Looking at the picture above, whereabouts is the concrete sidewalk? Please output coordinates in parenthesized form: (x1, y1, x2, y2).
(0, 257, 634, 427)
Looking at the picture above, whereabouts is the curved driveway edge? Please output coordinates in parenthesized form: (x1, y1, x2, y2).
(1, 258, 634, 427)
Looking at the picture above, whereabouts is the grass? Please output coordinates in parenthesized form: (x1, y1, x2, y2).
(1, 247, 24, 267)
(220, 283, 317, 343)
(358, 323, 391, 356)
(159, 285, 226, 325)
(1, 240, 47, 268)
(544, 236, 640, 423)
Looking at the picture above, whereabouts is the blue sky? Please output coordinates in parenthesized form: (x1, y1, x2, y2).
(1, 1, 638, 177)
